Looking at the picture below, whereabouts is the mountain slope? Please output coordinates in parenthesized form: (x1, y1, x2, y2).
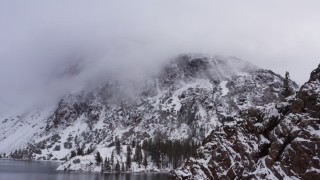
(0, 54, 297, 172)
(170, 64, 320, 179)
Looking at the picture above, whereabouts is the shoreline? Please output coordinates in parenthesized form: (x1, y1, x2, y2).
(1, 159, 169, 175)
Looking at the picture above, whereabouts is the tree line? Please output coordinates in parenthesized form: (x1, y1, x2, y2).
(98, 138, 200, 173)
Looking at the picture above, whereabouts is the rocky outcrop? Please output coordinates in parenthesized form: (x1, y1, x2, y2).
(171, 64, 320, 180)
(296, 64, 320, 118)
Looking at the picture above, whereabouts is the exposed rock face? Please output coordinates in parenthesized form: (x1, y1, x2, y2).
(296, 64, 320, 118)
(171, 64, 320, 180)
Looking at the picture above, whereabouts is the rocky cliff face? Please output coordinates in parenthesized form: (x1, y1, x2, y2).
(170, 64, 320, 179)
(0, 54, 297, 172)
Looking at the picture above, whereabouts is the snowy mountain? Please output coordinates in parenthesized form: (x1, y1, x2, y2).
(170, 64, 320, 179)
(0, 54, 297, 173)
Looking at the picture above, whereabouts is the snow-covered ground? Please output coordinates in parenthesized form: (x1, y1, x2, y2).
(57, 145, 172, 173)
(0, 106, 55, 153)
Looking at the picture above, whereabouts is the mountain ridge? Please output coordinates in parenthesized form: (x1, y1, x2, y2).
(0, 54, 298, 173)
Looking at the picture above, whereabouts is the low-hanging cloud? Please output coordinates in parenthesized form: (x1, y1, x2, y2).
(0, 0, 320, 108)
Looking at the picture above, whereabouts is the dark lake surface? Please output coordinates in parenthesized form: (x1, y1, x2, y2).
(0, 160, 168, 180)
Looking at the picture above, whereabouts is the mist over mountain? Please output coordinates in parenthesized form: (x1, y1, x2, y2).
(0, 1, 320, 179)
(1, 0, 320, 110)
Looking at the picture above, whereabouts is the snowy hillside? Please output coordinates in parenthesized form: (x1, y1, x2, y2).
(0, 54, 297, 173)
(0, 106, 56, 153)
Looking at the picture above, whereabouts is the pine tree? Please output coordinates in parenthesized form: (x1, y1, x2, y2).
(86, 147, 94, 155)
(100, 161, 104, 173)
(102, 157, 107, 172)
(110, 151, 114, 169)
(154, 138, 162, 168)
(132, 140, 136, 148)
(74, 135, 79, 147)
(134, 144, 142, 167)
(77, 148, 84, 156)
(126, 146, 132, 171)
(115, 137, 121, 155)
(143, 152, 148, 169)
(70, 150, 76, 159)
(95, 151, 102, 165)
(283, 71, 293, 98)
(104, 157, 112, 172)
(115, 160, 121, 172)
(121, 162, 125, 172)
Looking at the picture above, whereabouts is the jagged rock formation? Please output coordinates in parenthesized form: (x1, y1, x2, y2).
(0, 54, 297, 172)
(170, 64, 320, 179)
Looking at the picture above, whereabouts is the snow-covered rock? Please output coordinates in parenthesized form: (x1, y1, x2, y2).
(0, 54, 297, 172)
(170, 64, 320, 180)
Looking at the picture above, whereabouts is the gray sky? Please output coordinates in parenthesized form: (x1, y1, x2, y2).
(0, 0, 319, 106)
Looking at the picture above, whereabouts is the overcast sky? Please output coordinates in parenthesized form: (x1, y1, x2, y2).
(0, 0, 319, 107)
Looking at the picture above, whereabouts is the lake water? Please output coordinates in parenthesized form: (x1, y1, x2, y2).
(0, 160, 168, 180)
